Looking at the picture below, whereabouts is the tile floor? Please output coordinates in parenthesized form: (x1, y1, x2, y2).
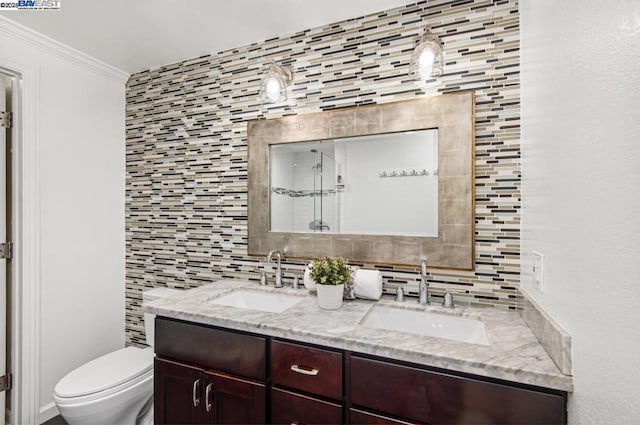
(42, 415, 67, 425)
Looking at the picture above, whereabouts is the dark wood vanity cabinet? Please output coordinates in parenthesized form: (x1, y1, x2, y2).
(270, 340, 344, 424)
(154, 358, 202, 424)
(154, 318, 266, 424)
(271, 340, 343, 400)
(350, 356, 566, 425)
(154, 317, 567, 425)
(349, 408, 415, 425)
(155, 358, 265, 424)
(271, 387, 342, 424)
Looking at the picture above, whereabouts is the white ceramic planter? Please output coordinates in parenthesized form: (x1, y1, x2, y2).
(316, 284, 344, 310)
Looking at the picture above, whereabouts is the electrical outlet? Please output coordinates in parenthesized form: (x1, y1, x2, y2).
(532, 251, 544, 292)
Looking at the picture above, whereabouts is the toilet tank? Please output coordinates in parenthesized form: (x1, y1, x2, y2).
(142, 287, 181, 347)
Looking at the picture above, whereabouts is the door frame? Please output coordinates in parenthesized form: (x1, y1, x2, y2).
(0, 58, 41, 425)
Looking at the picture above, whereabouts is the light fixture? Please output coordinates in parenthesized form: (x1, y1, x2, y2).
(260, 61, 293, 103)
(409, 28, 443, 80)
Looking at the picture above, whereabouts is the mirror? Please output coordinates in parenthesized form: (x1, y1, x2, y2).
(248, 91, 474, 269)
(269, 130, 439, 237)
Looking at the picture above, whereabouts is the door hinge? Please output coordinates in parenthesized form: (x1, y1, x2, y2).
(0, 242, 12, 259)
(0, 374, 11, 392)
(0, 111, 12, 129)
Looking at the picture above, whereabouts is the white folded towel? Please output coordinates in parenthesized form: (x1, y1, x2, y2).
(353, 269, 383, 300)
(303, 264, 316, 291)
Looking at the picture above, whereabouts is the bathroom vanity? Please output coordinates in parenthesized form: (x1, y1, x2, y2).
(146, 280, 571, 424)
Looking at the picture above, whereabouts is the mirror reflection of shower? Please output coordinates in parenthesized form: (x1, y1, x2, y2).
(269, 129, 438, 237)
(309, 149, 337, 232)
(270, 141, 341, 233)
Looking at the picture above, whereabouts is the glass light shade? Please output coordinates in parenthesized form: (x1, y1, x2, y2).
(260, 61, 293, 103)
(409, 29, 443, 80)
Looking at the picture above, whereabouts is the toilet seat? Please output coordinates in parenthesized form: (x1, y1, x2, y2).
(54, 347, 153, 404)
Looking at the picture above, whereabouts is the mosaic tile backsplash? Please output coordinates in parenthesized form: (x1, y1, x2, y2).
(126, 0, 521, 346)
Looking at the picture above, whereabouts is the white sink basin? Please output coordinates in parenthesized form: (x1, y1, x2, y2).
(209, 289, 302, 313)
(360, 305, 490, 345)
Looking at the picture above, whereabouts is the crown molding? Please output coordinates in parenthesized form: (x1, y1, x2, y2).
(0, 15, 129, 82)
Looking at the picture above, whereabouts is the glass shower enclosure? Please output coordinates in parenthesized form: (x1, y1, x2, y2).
(270, 142, 341, 233)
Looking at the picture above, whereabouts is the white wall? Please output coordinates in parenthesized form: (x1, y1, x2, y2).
(521, 1, 640, 423)
(0, 18, 127, 423)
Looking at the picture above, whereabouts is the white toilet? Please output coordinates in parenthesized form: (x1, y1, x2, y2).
(53, 287, 180, 425)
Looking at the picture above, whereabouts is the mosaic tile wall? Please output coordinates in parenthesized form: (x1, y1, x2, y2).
(126, 0, 521, 346)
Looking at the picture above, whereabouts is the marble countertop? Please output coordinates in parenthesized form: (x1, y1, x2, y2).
(144, 279, 573, 392)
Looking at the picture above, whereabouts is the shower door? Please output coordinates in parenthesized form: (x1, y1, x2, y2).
(270, 144, 340, 233)
(309, 150, 337, 232)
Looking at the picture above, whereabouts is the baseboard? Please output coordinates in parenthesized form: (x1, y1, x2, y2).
(38, 402, 59, 424)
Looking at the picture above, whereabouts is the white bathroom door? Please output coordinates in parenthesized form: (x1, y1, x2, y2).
(0, 74, 7, 425)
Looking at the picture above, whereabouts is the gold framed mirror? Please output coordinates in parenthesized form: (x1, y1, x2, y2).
(247, 91, 474, 269)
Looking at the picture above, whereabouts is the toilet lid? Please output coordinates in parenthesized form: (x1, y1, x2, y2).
(55, 347, 153, 398)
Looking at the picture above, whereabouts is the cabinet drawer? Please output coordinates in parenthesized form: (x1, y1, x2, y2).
(271, 340, 342, 400)
(155, 318, 266, 381)
(351, 356, 566, 424)
(350, 409, 415, 425)
(271, 388, 342, 425)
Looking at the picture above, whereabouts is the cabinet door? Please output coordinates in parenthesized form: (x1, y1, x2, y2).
(155, 358, 203, 425)
(350, 408, 416, 425)
(351, 356, 566, 424)
(200, 371, 266, 424)
(271, 387, 342, 424)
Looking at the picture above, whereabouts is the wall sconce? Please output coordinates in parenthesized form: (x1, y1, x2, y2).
(409, 28, 443, 80)
(260, 61, 293, 103)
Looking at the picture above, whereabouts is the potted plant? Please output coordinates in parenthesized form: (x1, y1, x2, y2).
(309, 257, 353, 310)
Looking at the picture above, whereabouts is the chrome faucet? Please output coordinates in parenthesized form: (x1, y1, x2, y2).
(267, 250, 283, 288)
(418, 259, 430, 305)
